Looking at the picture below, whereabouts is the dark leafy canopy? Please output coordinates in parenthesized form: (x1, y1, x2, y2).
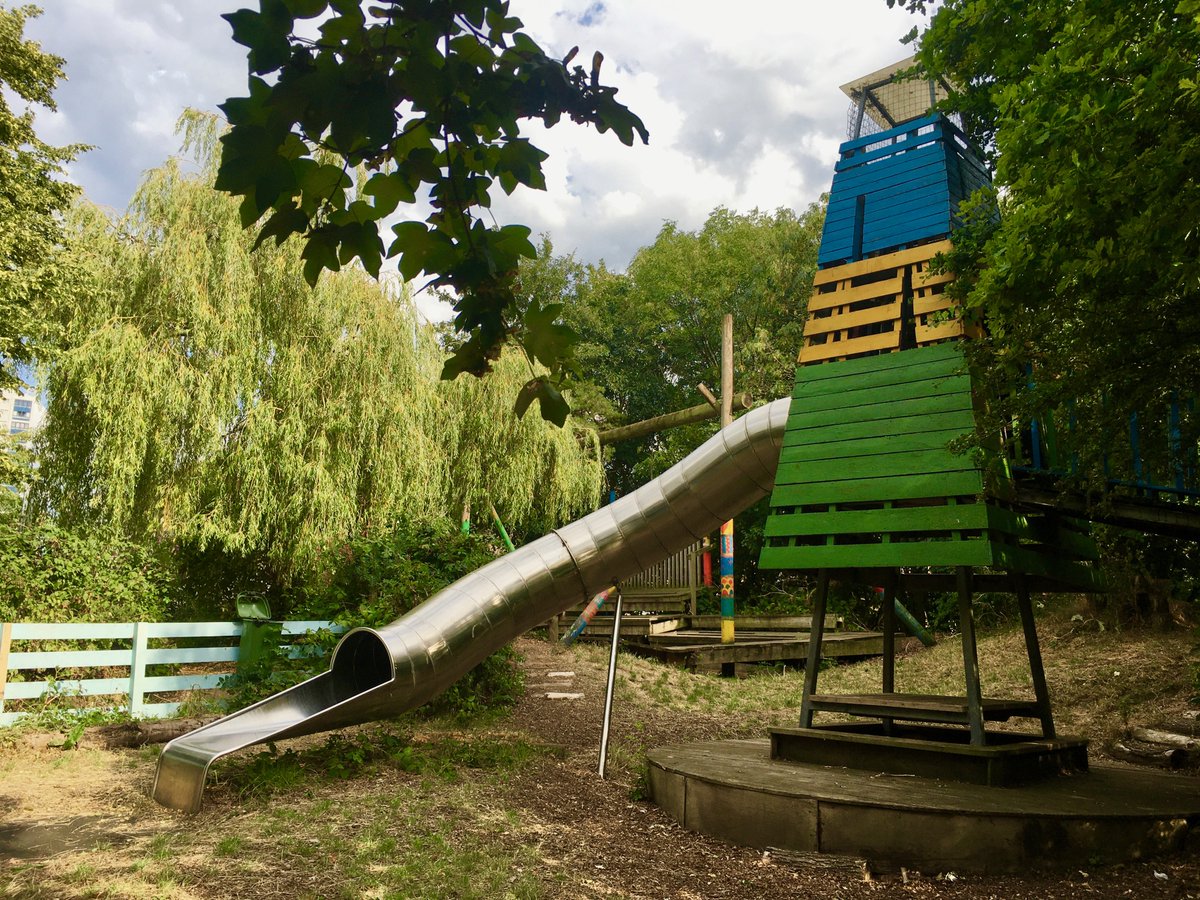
(890, 0, 1200, 490)
(0, 3, 84, 389)
(217, 0, 648, 425)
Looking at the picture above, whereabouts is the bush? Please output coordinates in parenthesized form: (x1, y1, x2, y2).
(0, 518, 177, 622)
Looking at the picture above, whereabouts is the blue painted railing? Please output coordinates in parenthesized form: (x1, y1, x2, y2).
(0, 620, 343, 725)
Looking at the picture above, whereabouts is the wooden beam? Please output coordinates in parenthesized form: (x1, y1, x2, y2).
(597, 394, 751, 445)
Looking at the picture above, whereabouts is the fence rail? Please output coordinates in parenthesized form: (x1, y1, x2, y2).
(0, 620, 341, 726)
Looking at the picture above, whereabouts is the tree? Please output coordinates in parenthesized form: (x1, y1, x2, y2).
(216, 0, 648, 424)
(33, 112, 601, 590)
(0, 3, 84, 388)
(536, 204, 825, 491)
(893, 0, 1200, 490)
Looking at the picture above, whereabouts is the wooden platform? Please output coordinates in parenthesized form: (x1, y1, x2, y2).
(648, 738, 1200, 873)
(628, 631, 884, 671)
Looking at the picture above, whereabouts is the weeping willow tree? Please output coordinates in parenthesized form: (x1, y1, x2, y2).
(32, 112, 600, 586)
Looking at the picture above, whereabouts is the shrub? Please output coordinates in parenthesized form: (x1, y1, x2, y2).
(0, 518, 177, 622)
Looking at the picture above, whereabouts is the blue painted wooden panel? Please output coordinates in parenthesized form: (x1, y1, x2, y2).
(836, 113, 944, 155)
(818, 114, 989, 266)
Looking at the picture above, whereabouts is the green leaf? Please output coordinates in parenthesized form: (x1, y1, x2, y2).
(363, 172, 415, 217)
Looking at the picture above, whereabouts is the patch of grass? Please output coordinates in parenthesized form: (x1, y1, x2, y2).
(215, 722, 555, 802)
(214, 835, 245, 857)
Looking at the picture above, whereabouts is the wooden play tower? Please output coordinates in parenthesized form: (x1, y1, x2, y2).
(758, 58, 1098, 765)
(647, 58, 1200, 871)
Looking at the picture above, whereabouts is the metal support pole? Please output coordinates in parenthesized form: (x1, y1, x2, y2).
(598, 591, 624, 779)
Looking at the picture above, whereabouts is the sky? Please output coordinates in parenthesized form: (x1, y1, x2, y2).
(24, 1, 929, 321)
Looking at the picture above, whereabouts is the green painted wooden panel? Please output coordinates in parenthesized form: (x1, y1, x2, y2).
(793, 342, 963, 384)
(796, 343, 964, 393)
(760, 538, 997, 571)
(775, 447, 975, 487)
(784, 390, 973, 432)
(789, 373, 971, 418)
(781, 409, 977, 450)
(764, 502, 991, 537)
(768, 470, 984, 508)
(779, 426, 969, 465)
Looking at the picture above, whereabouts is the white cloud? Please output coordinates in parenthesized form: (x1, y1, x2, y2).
(26, 0, 930, 271)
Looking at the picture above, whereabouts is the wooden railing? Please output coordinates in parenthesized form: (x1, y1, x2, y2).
(0, 620, 342, 725)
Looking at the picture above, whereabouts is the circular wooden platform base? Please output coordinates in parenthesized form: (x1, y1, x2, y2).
(647, 739, 1200, 874)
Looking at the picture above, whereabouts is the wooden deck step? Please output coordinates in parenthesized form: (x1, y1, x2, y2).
(808, 692, 1042, 725)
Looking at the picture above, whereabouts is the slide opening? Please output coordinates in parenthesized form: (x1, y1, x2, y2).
(330, 629, 394, 697)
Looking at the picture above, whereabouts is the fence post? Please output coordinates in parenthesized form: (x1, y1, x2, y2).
(0, 623, 11, 716)
(129, 622, 148, 718)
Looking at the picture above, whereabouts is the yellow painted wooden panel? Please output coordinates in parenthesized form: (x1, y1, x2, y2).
(812, 239, 953, 286)
(799, 329, 899, 364)
(804, 300, 902, 336)
(913, 294, 957, 316)
(916, 319, 966, 342)
(807, 275, 904, 312)
(914, 268, 955, 289)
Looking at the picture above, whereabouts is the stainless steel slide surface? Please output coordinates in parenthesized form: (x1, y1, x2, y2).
(153, 398, 791, 812)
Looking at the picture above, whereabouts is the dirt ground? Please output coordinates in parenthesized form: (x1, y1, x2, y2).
(2, 633, 1200, 899)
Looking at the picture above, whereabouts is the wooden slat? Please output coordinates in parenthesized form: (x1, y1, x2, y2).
(790, 371, 971, 417)
(807, 277, 903, 313)
(785, 391, 974, 432)
(759, 538, 996, 571)
(774, 447, 975, 487)
(782, 409, 976, 450)
(769, 470, 983, 507)
(814, 240, 953, 285)
(7, 649, 133, 669)
(804, 302, 902, 337)
(791, 340, 964, 386)
(800, 331, 898, 364)
(764, 503, 991, 537)
(806, 693, 1041, 724)
(779, 426, 967, 465)
(9, 623, 137, 641)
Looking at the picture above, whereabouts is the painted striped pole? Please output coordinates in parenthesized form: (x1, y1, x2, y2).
(719, 519, 735, 645)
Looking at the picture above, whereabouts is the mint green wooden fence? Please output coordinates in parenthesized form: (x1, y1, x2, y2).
(0, 620, 343, 725)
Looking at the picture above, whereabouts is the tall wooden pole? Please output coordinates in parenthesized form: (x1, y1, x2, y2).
(719, 314, 736, 676)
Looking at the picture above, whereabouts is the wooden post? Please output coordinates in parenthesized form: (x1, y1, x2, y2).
(956, 567, 986, 745)
(719, 314, 736, 677)
(799, 570, 830, 728)
(129, 622, 149, 719)
(881, 570, 898, 737)
(0, 622, 11, 716)
(1015, 572, 1056, 739)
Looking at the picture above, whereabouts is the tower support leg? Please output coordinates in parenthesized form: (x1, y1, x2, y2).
(957, 566, 986, 745)
(799, 569, 831, 729)
(1015, 572, 1056, 739)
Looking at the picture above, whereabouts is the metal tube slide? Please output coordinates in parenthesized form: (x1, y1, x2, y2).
(153, 398, 791, 812)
